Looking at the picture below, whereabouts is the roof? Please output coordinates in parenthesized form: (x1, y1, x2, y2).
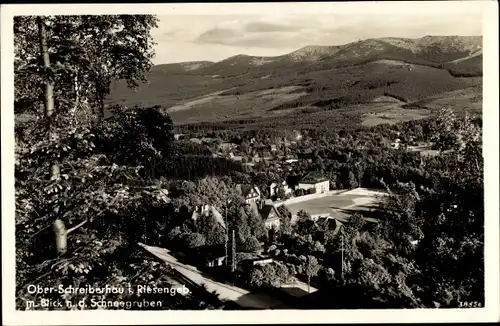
(192, 243, 226, 260)
(259, 204, 281, 222)
(237, 184, 260, 198)
(191, 205, 226, 229)
(316, 217, 342, 233)
(300, 171, 328, 184)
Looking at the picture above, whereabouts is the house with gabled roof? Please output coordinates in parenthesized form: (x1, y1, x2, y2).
(315, 216, 343, 235)
(187, 243, 227, 268)
(259, 204, 281, 230)
(298, 171, 330, 194)
(236, 184, 261, 204)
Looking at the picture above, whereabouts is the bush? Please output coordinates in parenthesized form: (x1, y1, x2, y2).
(295, 188, 306, 197)
(184, 232, 206, 249)
(243, 236, 261, 252)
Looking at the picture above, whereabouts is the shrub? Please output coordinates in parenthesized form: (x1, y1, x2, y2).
(243, 236, 261, 252)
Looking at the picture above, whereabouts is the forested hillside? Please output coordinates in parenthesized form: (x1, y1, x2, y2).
(106, 36, 482, 128)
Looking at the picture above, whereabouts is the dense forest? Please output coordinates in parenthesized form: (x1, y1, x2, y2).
(14, 15, 484, 310)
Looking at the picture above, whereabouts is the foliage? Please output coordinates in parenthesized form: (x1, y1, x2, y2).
(277, 205, 293, 236)
(297, 210, 311, 222)
(184, 232, 206, 249)
(197, 212, 226, 246)
(15, 15, 158, 117)
(242, 236, 262, 252)
(249, 268, 265, 287)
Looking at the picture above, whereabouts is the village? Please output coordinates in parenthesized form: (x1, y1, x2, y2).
(142, 132, 388, 309)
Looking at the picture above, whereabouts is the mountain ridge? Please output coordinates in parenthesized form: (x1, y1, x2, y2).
(159, 35, 482, 69)
(107, 34, 482, 130)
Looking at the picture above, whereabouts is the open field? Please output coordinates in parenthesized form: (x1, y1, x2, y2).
(167, 86, 309, 124)
(287, 188, 387, 223)
(360, 102, 430, 127)
(411, 86, 482, 113)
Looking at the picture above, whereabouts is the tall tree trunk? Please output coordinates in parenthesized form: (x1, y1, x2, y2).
(53, 219, 67, 256)
(37, 16, 60, 180)
(37, 16, 54, 119)
(38, 17, 64, 255)
(52, 218, 88, 256)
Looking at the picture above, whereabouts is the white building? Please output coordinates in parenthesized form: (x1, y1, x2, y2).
(298, 171, 330, 194)
(237, 184, 261, 204)
(269, 181, 293, 198)
(259, 204, 281, 230)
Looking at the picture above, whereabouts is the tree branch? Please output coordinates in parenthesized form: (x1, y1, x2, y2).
(66, 219, 88, 234)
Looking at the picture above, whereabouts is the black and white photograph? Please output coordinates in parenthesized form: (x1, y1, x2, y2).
(2, 1, 499, 324)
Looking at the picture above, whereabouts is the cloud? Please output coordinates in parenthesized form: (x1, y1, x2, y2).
(159, 28, 184, 41)
(196, 27, 241, 44)
(194, 18, 317, 49)
(195, 28, 314, 49)
(243, 21, 305, 33)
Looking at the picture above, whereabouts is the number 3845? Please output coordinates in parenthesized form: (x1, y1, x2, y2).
(459, 301, 482, 308)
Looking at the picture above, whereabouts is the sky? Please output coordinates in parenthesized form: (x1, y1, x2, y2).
(150, 13, 483, 65)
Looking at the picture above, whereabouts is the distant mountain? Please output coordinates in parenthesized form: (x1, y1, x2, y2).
(106, 35, 482, 130)
(189, 35, 482, 69)
(154, 61, 214, 74)
(175, 35, 482, 78)
(381, 35, 481, 53)
(284, 45, 342, 62)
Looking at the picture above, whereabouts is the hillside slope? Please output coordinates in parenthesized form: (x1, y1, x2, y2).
(106, 35, 482, 130)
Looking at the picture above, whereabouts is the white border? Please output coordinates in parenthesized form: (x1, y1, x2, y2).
(2, 1, 499, 324)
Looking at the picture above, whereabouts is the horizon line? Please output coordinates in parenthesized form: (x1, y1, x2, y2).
(154, 34, 483, 66)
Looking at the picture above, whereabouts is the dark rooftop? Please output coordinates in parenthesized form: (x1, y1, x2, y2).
(300, 171, 328, 184)
(259, 204, 280, 221)
(191, 243, 226, 260)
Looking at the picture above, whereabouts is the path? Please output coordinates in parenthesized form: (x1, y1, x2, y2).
(138, 243, 290, 309)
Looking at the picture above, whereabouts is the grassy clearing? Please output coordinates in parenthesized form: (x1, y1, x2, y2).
(413, 86, 482, 113)
(285, 188, 388, 224)
(168, 86, 308, 124)
(286, 196, 356, 217)
(361, 104, 430, 127)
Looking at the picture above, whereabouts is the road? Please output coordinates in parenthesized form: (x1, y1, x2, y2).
(138, 243, 290, 309)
